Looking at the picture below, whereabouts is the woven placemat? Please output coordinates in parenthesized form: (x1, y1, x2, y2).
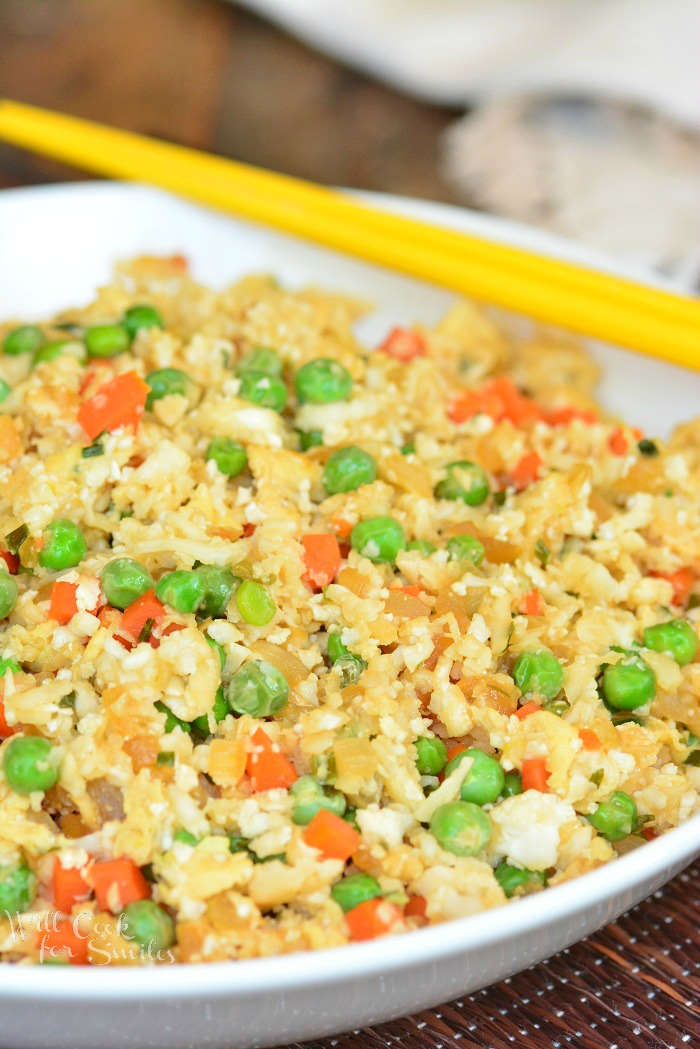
(289, 861, 699, 1049)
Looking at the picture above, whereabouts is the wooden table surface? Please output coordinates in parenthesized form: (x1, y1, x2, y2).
(1, 2, 698, 1047)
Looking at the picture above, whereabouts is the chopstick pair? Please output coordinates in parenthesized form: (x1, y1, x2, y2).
(0, 98, 697, 371)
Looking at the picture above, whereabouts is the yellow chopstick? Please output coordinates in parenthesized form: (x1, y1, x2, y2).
(0, 99, 698, 370)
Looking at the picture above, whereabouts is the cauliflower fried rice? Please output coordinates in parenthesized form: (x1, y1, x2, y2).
(0, 254, 697, 965)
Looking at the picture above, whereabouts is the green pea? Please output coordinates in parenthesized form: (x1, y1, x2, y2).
(327, 632, 366, 685)
(643, 620, 698, 667)
(195, 565, 237, 618)
(406, 539, 436, 556)
(34, 340, 84, 365)
(435, 461, 489, 506)
(84, 324, 130, 358)
(602, 653, 656, 710)
(145, 368, 197, 410)
(587, 791, 638, 842)
(172, 829, 198, 847)
(429, 801, 492, 857)
(225, 659, 289, 717)
(38, 519, 87, 571)
(298, 429, 323, 451)
(155, 570, 205, 614)
(444, 748, 505, 805)
(322, 446, 377, 495)
(123, 304, 164, 341)
(543, 696, 570, 717)
(101, 558, 154, 610)
(415, 737, 448, 776)
(637, 439, 658, 457)
(290, 775, 346, 825)
(0, 864, 36, 913)
(446, 535, 485, 566)
(494, 862, 546, 898)
(190, 686, 228, 739)
(235, 579, 276, 626)
(155, 701, 190, 735)
(335, 654, 366, 687)
(3, 737, 60, 794)
(351, 516, 405, 564)
(295, 358, 353, 404)
(205, 635, 226, 671)
(331, 873, 382, 913)
(205, 437, 247, 478)
(513, 648, 564, 701)
(120, 899, 175, 952)
(237, 347, 283, 377)
(501, 770, 523, 798)
(0, 570, 18, 619)
(3, 325, 44, 356)
(238, 370, 287, 412)
(0, 379, 10, 403)
(0, 657, 21, 677)
(400, 442, 415, 456)
(327, 632, 350, 663)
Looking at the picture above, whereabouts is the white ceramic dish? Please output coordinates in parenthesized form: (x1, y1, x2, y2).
(0, 182, 698, 1049)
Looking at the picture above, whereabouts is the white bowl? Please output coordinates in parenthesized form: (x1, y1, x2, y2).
(0, 182, 698, 1049)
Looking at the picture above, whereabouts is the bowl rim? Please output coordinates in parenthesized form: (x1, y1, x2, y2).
(1, 816, 696, 997)
(0, 180, 697, 999)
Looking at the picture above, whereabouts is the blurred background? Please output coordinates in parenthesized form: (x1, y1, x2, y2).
(1, 0, 699, 285)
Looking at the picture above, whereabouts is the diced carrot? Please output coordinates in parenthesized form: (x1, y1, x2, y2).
(446, 742, 468, 762)
(543, 406, 598, 426)
(49, 581, 79, 624)
(303, 808, 360, 861)
(301, 533, 341, 589)
(0, 550, 18, 574)
(404, 894, 428, 920)
(651, 567, 694, 607)
(98, 606, 133, 650)
(242, 523, 256, 538)
(53, 856, 92, 914)
(448, 376, 541, 427)
(77, 370, 149, 440)
(641, 826, 658, 842)
(515, 700, 541, 721)
(149, 621, 185, 650)
(37, 918, 89, 965)
(521, 756, 549, 792)
(87, 857, 150, 913)
(379, 327, 426, 362)
(578, 728, 601, 751)
(608, 427, 629, 456)
(520, 590, 544, 617)
(447, 388, 500, 424)
(511, 451, 542, 490)
(392, 584, 424, 599)
(331, 517, 353, 540)
(0, 700, 15, 739)
(345, 898, 403, 942)
(120, 589, 165, 641)
(486, 376, 541, 427)
(246, 728, 298, 792)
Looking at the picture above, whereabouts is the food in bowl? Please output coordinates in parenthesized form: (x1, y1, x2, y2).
(0, 254, 697, 966)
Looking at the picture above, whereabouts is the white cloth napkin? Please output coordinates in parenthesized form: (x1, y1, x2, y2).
(239, 0, 700, 127)
(237, 0, 700, 282)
